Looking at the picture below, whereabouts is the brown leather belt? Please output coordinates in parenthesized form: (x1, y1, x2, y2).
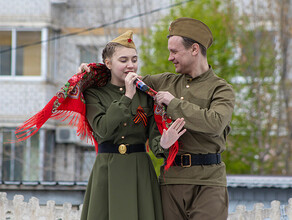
(98, 142, 146, 155)
(173, 153, 221, 167)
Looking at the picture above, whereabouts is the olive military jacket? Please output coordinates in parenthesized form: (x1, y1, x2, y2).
(84, 82, 164, 156)
(143, 67, 235, 186)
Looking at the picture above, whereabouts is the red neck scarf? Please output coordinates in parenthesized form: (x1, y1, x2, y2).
(15, 63, 178, 170)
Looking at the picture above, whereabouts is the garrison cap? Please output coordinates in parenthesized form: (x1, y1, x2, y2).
(110, 30, 136, 49)
(169, 17, 213, 49)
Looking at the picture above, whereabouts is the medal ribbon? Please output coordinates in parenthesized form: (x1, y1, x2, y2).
(133, 105, 147, 127)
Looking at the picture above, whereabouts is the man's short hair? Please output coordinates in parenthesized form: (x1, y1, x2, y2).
(181, 36, 207, 57)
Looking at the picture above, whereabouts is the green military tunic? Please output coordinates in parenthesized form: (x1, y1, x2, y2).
(143, 67, 235, 187)
(81, 82, 164, 220)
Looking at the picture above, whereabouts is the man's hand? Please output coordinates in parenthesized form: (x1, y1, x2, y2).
(78, 63, 90, 73)
(155, 91, 175, 106)
(160, 118, 186, 149)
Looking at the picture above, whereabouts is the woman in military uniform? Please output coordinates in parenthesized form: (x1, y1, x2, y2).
(80, 31, 185, 220)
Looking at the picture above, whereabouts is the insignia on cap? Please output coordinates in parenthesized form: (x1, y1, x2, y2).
(110, 30, 136, 49)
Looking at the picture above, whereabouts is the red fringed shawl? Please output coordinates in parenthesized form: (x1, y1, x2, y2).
(15, 63, 178, 170)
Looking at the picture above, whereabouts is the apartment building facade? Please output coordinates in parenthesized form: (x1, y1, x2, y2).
(0, 0, 168, 184)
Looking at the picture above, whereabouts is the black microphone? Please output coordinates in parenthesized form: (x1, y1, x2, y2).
(134, 78, 149, 92)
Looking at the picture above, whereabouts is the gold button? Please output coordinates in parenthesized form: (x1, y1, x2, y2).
(186, 85, 190, 88)
(121, 136, 125, 139)
(119, 88, 123, 91)
(168, 116, 172, 119)
(123, 123, 127, 127)
(180, 97, 184, 100)
(118, 144, 127, 154)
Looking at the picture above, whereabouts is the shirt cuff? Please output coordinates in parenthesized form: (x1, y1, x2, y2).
(151, 136, 167, 159)
(167, 97, 180, 116)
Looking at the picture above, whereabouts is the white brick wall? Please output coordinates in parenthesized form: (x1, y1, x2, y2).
(0, 0, 50, 24)
(50, 0, 167, 28)
(0, 81, 56, 118)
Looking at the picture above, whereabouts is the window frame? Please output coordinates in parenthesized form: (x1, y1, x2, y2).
(0, 27, 49, 81)
(0, 128, 55, 181)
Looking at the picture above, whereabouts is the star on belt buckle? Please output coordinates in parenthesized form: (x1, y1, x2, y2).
(118, 144, 127, 154)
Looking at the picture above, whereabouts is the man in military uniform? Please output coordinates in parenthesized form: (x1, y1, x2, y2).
(142, 17, 235, 220)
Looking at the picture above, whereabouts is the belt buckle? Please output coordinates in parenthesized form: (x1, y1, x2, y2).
(181, 154, 191, 168)
(118, 144, 127, 154)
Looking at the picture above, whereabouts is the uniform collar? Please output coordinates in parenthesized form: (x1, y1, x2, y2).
(184, 65, 214, 82)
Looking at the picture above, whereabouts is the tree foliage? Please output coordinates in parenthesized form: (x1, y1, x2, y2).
(225, 0, 292, 175)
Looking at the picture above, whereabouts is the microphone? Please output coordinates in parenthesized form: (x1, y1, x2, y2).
(134, 78, 157, 97)
(134, 78, 149, 92)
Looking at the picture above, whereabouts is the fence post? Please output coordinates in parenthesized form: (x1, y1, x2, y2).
(45, 200, 56, 220)
(254, 203, 264, 220)
(270, 200, 280, 220)
(28, 197, 40, 220)
(78, 204, 83, 219)
(13, 195, 27, 219)
(0, 192, 8, 220)
(227, 204, 246, 220)
(63, 202, 72, 220)
(286, 198, 292, 220)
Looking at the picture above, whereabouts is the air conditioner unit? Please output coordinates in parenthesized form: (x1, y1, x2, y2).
(56, 127, 79, 144)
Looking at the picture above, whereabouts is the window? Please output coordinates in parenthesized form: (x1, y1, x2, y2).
(0, 31, 12, 76)
(43, 130, 55, 181)
(1, 130, 26, 181)
(0, 29, 42, 77)
(0, 128, 55, 181)
(16, 31, 42, 76)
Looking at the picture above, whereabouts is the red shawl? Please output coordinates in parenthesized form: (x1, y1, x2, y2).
(15, 63, 178, 170)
